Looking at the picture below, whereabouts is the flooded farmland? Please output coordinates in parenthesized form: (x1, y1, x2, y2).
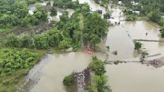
(24, 20, 164, 92)
(106, 63, 164, 92)
(24, 0, 164, 92)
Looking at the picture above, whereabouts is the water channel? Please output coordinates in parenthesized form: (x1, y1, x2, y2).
(24, 0, 164, 92)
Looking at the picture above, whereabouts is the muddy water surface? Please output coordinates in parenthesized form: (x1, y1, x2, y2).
(105, 21, 161, 61)
(28, 52, 92, 92)
(26, 1, 164, 92)
(106, 63, 164, 92)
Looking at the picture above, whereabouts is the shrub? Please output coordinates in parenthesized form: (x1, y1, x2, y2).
(160, 27, 164, 38)
(89, 57, 106, 76)
(63, 73, 75, 86)
(126, 15, 137, 21)
(134, 41, 142, 50)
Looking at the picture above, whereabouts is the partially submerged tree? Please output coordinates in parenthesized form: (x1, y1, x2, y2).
(134, 41, 142, 50)
(94, 75, 111, 92)
(63, 73, 75, 86)
(89, 56, 106, 76)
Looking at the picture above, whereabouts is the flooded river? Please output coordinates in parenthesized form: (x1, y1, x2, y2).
(24, 0, 164, 92)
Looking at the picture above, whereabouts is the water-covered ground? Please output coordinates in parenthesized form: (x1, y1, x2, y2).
(105, 21, 161, 61)
(22, 52, 105, 92)
(24, 0, 164, 92)
(106, 63, 164, 92)
(28, 53, 92, 92)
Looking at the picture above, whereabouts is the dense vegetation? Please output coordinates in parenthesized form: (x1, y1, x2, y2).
(0, 0, 47, 28)
(134, 41, 142, 50)
(88, 57, 111, 92)
(4, 29, 66, 49)
(0, 48, 44, 92)
(118, 0, 164, 25)
(57, 4, 108, 49)
(63, 73, 75, 86)
(94, 0, 110, 8)
(89, 57, 106, 76)
(53, 0, 79, 9)
(1, 3, 108, 50)
(160, 27, 164, 38)
(0, 0, 108, 91)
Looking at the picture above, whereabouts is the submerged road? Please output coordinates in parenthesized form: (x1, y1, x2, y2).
(134, 39, 164, 42)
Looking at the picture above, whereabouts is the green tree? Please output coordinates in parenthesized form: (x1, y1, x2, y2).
(34, 34, 49, 49)
(47, 29, 62, 47)
(89, 57, 106, 76)
(160, 27, 164, 38)
(160, 18, 164, 26)
(5, 33, 20, 47)
(20, 34, 35, 48)
(63, 73, 75, 86)
(134, 41, 142, 50)
(94, 75, 111, 92)
(148, 10, 161, 23)
(59, 38, 71, 49)
(84, 13, 108, 47)
(34, 8, 47, 21)
(50, 7, 57, 16)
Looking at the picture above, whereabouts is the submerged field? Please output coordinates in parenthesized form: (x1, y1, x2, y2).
(0, 0, 164, 92)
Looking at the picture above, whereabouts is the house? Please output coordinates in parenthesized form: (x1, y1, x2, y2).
(132, 11, 140, 15)
(118, 1, 122, 5)
(131, 1, 139, 6)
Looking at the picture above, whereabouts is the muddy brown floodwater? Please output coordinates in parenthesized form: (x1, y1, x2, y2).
(106, 63, 164, 92)
(23, 52, 105, 92)
(24, 0, 164, 92)
(105, 21, 162, 61)
(27, 52, 92, 92)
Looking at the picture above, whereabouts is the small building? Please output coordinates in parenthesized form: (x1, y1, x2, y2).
(118, 1, 122, 5)
(28, 4, 36, 15)
(132, 11, 140, 15)
(131, 1, 139, 6)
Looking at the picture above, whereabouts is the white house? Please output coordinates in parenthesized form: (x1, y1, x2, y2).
(118, 1, 122, 5)
(132, 11, 140, 15)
